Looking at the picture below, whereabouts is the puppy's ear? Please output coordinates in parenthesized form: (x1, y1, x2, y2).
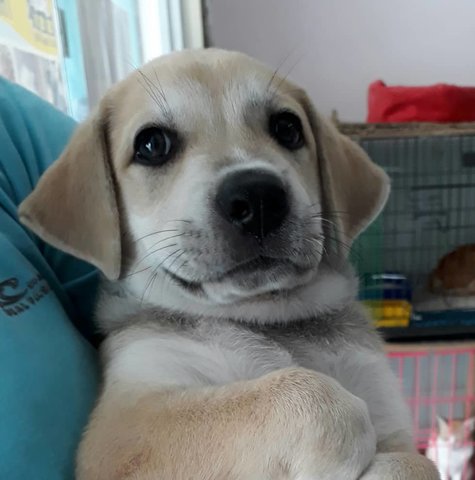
(19, 105, 121, 280)
(299, 93, 390, 247)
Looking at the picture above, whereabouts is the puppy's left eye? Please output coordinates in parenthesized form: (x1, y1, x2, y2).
(269, 111, 304, 150)
(133, 127, 177, 166)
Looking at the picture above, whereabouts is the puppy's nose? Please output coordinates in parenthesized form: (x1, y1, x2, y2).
(216, 170, 289, 238)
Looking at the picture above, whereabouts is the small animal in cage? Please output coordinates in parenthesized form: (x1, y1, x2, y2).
(430, 244, 475, 297)
(426, 415, 475, 480)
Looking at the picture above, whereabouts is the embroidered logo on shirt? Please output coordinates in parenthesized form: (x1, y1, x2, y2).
(0, 273, 50, 317)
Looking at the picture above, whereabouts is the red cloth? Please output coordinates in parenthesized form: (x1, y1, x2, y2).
(367, 80, 475, 123)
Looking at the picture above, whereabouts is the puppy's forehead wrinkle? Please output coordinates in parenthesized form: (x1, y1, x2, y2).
(129, 59, 294, 132)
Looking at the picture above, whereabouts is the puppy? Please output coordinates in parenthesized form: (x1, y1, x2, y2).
(19, 49, 439, 479)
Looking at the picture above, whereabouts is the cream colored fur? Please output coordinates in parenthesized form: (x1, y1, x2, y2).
(19, 49, 439, 479)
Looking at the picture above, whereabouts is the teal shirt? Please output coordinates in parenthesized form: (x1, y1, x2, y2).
(0, 78, 99, 479)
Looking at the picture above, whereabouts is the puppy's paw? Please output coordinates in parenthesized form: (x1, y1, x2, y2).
(264, 368, 377, 480)
(359, 452, 440, 480)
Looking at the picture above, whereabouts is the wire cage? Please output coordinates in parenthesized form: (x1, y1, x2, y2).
(342, 124, 475, 332)
(388, 345, 475, 479)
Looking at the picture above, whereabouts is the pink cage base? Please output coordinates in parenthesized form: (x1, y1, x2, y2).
(388, 346, 475, 479)
(388, 347, 475, 449)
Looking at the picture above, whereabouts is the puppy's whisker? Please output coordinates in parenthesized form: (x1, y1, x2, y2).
(166, 258, 190, 285)
(141, 248, 183, 304)
(303, 236, 324, 246)
(309, 210, 351, 218)
(307, 217, 339, 229)
(305, 215, 344, 237)
(174, 259, 189, 277)
(271, 50, 307, 96)
(166, 250, 187, 274)
(303, 236, 329, 260)
(146, 232, 187, 251)
(133, 229, 179, 244)
(167, 219, 193, 224)
(323, 234, 360, 260)
(141, 272, 157, 305)
(138, 68, 173, 122)
(304, 222, 334, 233)
(308, 214, 350, 224)
(266, 43, 303, 97)
(305, 202, 322, 210)
(136, 72, 165, 113)
(136, 243, 179, 266)
(123, 266, 152, 278)
(125, 58, 139, 71)
(306, 204, 350, 214)
(266, 65, 285, 98)
(153, 67, 173, 121)
(305, 214, 336, 224)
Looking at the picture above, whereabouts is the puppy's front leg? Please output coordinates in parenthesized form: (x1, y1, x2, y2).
(357, 428, 440, 479)
(307, 345, 440, 479)
(77, 367, 376, 480)
(360, 452, 439, 480)
(322, 347, 440, 479)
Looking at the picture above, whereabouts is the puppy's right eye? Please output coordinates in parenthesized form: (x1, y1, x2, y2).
(133, 127, 177, 166)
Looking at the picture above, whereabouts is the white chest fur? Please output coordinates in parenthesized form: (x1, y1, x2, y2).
(104, 324, 295, 390)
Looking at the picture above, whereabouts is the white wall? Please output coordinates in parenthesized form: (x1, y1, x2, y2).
(206, 0, 475, 122)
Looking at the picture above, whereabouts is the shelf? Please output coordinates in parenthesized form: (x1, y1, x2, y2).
(380, 325, 475, 342)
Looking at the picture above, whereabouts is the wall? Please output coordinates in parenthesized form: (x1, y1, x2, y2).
(206, 0, 475, 122)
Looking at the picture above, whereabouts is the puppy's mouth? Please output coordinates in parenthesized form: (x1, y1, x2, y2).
(216, 256, 304, 279)
(163, 255, 315, 303)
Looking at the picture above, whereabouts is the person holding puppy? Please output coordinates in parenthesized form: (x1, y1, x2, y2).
(0, 77, 99, 480)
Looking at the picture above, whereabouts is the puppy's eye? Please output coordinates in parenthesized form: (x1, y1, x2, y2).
(133, 127, 177, 166)
(269, 111, 304, 150)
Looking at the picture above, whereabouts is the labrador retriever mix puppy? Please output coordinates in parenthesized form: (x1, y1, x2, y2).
(19, 49, 439, 479)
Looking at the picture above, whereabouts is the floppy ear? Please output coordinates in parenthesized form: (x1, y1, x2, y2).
(463, 416, 475, 432)
(299, 94, 390, 248)
(436, 415, 450, 436)
(317, 116, 390, 244)
(18, 106, 121, 280)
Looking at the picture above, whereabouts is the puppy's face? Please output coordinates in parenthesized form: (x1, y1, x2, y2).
(19, 49, 389, 323)
(113, 52, 323, 305)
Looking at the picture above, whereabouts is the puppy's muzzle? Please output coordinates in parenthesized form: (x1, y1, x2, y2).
(215, 170, 289, 240)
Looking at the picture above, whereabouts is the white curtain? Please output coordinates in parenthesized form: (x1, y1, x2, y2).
(77, 0, 136, 108)
(138, 0, 204, 63)
(77, 0, 203, 109)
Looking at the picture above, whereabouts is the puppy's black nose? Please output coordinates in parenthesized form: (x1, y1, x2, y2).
(216, 170, 289, 239)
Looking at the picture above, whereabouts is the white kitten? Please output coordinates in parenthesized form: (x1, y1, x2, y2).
(426, 416, 475, 480)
